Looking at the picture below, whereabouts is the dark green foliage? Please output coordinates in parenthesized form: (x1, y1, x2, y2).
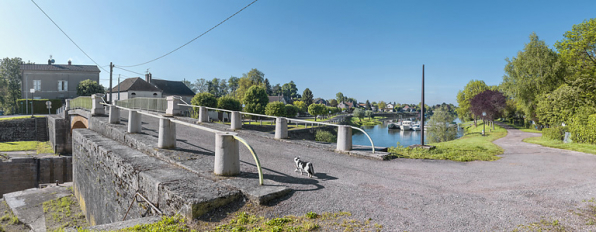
(191, 92, 217, 118)
(0, 57, 23, 114)
(243, 85, 268, 114)
(542, 127, 568, 141)
(217, 96, 242, 111)
(302, 88, 313, 106)
(315, 130, 336, 143)
(76, 79, 104, 96)
(284, 104, 298, 118)
(265, 102, 286, 117)
(16, 99, 63, 114)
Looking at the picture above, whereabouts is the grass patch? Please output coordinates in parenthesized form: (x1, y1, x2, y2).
(0, 200, 28, 232)
(523, 137, 596, 155)
(43, 195, 88, 231)
(0, 141, 54, 154)
(388, 121, 507, 162)
(501, 120, 542, 133)
(0, 116, 43, 121)
(350, 116, 385, 127)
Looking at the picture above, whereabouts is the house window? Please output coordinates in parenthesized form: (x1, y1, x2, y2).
(153, 93, 157, 96)
(58, 80, 68, 92)
(33, 80, 41, 91)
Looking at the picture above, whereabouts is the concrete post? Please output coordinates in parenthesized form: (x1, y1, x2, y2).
(231, 111, 242, 130)
(63, 99, 71, 118)
(158, 117, 176, 149)
(108, 102, 120, 124)
(91, 94, 105, 116)
(65, 99, 71, 110)
(165, 96, 180, 116)
(214, 132, 239, 176)
(128, 110, 142, 133)
(275, 117, 288, 139)
(336, 125, 352, 152)
(198, 106, 208, 122)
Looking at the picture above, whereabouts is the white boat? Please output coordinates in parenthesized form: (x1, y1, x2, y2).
(411, 122, 421, 131)
(400, 121, 412, 131)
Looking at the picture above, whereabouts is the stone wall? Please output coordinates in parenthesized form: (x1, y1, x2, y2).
(0, 117, 48, 142)
(47, 115, 71, 154)
(0, 156, 72, 197)
(72, 128, 240, 226)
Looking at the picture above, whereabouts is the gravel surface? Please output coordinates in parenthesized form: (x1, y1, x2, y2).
(133, 115, 596, 231)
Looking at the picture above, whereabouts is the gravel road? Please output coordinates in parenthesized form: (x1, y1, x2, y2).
(136, 115, 596, 231)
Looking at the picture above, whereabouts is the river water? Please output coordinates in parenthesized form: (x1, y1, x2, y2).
(352, 119, 464, 148)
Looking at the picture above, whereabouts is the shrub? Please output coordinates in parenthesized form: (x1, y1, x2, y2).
(542, 127, 567, 141)
(284, 104, 298, 118)
(315, 130, 336, 143)
(190, 92, 217, 119)
(265, 102, 286, 117)
(243, 86, 268, 114)
(570, 113, 596, 144)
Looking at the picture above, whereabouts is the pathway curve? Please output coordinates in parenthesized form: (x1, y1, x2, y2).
(136, 115, 596, 231)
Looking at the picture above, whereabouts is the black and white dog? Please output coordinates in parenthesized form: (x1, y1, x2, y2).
(294, 157, 315, 178)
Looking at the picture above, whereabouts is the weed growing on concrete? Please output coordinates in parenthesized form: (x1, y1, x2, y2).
(305, 212, 318, 219)
(43, 195, 87, 231)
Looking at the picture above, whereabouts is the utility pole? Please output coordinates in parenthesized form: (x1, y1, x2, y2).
(421, 64, 425, 146)
(109, 62, 113, 103)
(118, 74, 121, 101)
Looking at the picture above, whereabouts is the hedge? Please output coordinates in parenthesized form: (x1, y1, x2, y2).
(570, 114, 596, 144)
(16, 99, 64, 114)
(542, 126, 567, 141)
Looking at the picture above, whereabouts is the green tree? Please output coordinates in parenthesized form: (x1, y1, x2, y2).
(555, 18, 596, 103)
(0, 57, 23, 114)
(77, 79, 105, 96)
(336, 92, 345, 103)
(365, 110, 373, 119)
(264, 78, 272, 96)
(228, 76, 240, 97)
(501, 33, 565, 121)
(243, 68, 265, 85)
(242, 85, 268, 114)
(307, 103, 327, 121)
(536, 84, 589, 126)
(284, 104, 298, 118)
(265, 101, 286, 116)
(191, 92, 217, 118)
(293, 100, 307, 113)
(282, 81, 298, 99)
(194, 78, 208, 93)
(302, 88, 314, 106)
(182, 79, 197, 93)
(456, 80, 489, 124)
(272, 83, 282, 96)
(365, 100, 371, 110)
(427, 106, 458, 143)
(217, 96, 242, 120)
(378, 101, 387, 112)
(219, 79, 228, 96)
(328, 99, 338, 107)
(353, 108, 364, 122)
(235, 77, 263, 101)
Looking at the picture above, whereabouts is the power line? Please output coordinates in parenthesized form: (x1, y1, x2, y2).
(114, 66, 145, 76)
(31, 0, 109, 73)
(117, 0, 259, 68)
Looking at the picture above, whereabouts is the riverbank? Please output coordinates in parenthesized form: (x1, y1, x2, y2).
(349, 116, 384, 127)
(388, 121, 507, 161)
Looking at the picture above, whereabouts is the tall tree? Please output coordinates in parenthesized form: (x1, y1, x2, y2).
(536, 84, 589, 126)
(328, 99, 338, 107)
(264, 78, 272, 96)
(219, 79, 228, 96)
(0, 57, 23, 114)
(208, 78, 220, 97)
(555, 18, 596, 103)
(336, 92, 345, 103)
(228, 76, 239, 97)
(302, 88, 313, 106)
(365, 100, 371, 110)
(282, 81, 298, 99)
(242, 85, 268, 114)
(194, 78, 208, 93)
(378, 101, 387, 112)
(427, 105, 458, 143)
(501, 33, 565, 121)
(243, 68, 265, 85)
(272, 83, 282, 96)
(456, 80, 489, 123)
(182, 79, 197, 93)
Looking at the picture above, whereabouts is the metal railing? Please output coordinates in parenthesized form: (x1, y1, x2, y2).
(179, 103, 376, 153)
(69, 96, 92, 110)
(116, 97, 168, 113)
(102, 102, 265, 185)
(123, 192, 162, 221)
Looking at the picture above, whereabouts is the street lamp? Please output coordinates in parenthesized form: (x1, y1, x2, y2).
(482, 111, 487, 136)
(30, 89, 35, 116)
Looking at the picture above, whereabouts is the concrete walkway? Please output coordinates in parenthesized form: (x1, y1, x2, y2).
(112, 113, 596, 231)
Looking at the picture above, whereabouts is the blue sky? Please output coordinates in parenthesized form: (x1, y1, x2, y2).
(1, 0, 594, 105)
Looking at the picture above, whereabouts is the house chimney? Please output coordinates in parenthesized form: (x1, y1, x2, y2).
(68, 60, 72, 65)
(145, 73, 152, 83)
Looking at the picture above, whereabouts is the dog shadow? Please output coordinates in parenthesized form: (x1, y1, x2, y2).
(313, 172, 337, 181)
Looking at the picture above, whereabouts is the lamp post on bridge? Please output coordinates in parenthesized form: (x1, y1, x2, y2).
(482, 111, 487, 136)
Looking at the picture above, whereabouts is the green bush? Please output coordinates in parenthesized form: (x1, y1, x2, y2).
(570, 113, 596, 144)
(315, 130, 336, 143)
(542, 127, 567, 141)
(265, 102, 286, 117)
(284, 104, 298, 118)
(16, 99, 63, 114)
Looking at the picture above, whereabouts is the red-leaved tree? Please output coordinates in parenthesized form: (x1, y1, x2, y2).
(470, 90, 507, 129)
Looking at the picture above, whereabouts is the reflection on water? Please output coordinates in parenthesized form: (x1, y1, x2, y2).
(352, 121, 464, 148)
